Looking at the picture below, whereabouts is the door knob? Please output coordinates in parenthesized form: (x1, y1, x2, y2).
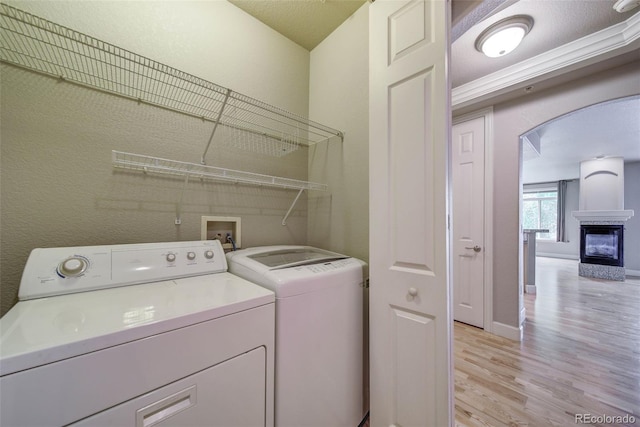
(465, 245, 482, 252)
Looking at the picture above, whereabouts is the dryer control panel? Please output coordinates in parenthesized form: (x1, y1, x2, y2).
(19, 240, 227, 300)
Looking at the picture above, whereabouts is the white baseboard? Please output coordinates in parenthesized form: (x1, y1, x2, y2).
(525, 285, 537, 294)
(627, 268, 640, 277)
(492, 321, 522, 342)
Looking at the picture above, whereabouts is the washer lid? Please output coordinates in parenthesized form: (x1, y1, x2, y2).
(246, 247, 347, 269)
(0, 273, 274, 376)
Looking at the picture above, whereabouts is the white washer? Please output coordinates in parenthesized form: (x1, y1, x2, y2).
(226, 246, 367, 427)
(0, 240, 275, 427)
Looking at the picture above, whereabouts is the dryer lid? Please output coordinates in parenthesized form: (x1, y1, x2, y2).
(247, 247, 347, 269)
(0, 273, 274, 376)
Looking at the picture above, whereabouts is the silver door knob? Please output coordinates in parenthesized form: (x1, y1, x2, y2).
(465, 245, 482, 252)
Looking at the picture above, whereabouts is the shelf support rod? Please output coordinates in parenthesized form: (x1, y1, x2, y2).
(201, 88, 232, 165)
(282, 188, 305, 226)
(175, 173, 190, 225)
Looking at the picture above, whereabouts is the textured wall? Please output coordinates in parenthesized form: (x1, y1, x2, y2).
(308, 4, 369, 263)
(1, 1, 312, 317)
(2, 0, 311, 113)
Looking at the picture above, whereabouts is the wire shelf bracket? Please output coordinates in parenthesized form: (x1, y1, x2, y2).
(282, 189, 305, 226)
(201, 88, 231, 165)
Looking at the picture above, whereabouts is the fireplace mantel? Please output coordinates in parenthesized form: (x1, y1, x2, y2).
(571, 210, 634, 222)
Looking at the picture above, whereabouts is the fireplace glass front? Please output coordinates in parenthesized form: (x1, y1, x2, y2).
(580, 225, 624, 267)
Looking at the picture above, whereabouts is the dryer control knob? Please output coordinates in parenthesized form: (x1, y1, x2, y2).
(187, 251, 196, 260)
(58, 257, 87, 277)
(204, 250, 214, 259)
(166, 253, 176, 263)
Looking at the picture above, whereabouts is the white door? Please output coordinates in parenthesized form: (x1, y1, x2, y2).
(452, 117, 485, 328)
(369, 0, 452, 426)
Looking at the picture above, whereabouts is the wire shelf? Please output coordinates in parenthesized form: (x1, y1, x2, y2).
(0, 3, 343, 152)
(218, 122, 301, 158)
(112, 151, 328, 192)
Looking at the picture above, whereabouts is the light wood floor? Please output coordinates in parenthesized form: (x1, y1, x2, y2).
(454, 257, 640, 427)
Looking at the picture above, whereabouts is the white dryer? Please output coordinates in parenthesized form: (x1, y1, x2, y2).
(0, 240, 275, 427)
(226, 246, 367, 427)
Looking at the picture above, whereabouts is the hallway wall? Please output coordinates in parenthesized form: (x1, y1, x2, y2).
(490, 60, 640, 328)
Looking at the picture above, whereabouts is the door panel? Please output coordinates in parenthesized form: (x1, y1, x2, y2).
(452, 117, 485, 328)
(369, 0, 451, 426)
(389, 0, 432, 62)
(391, 307, 436, 427)
(390, 71, 434, 272)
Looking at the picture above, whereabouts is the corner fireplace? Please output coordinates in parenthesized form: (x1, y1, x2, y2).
(571, 157, 633, 281)
(580, 225, 624, 267)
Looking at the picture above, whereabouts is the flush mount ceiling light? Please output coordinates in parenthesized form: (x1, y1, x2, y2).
(613, 0, 640, 13)
(475, 15, 533, 58)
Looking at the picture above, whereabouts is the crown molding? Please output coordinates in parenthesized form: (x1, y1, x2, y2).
(452, 12, 640, 110)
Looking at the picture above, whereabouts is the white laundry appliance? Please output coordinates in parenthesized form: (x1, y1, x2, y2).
(226, 246, 367, 427)
(0, 240, 275, 427)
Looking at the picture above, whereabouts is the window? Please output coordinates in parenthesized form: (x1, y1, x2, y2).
(523, 189, 557, 240)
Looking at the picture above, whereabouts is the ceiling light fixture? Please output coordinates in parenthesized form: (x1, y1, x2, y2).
(475, 15, 533, 58)
(613, 0, 640, 13)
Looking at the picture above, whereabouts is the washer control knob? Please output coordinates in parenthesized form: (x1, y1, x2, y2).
(166, 253, 176, 263)
(187, 251, 196, 261)
(204, 250, 214, 259)
(58, 257, 87, 277)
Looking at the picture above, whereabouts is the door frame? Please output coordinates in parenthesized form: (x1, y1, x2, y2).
(452, 107, 494, 333)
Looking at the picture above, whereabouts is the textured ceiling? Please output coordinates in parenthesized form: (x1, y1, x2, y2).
(228, 0, 367, 51)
